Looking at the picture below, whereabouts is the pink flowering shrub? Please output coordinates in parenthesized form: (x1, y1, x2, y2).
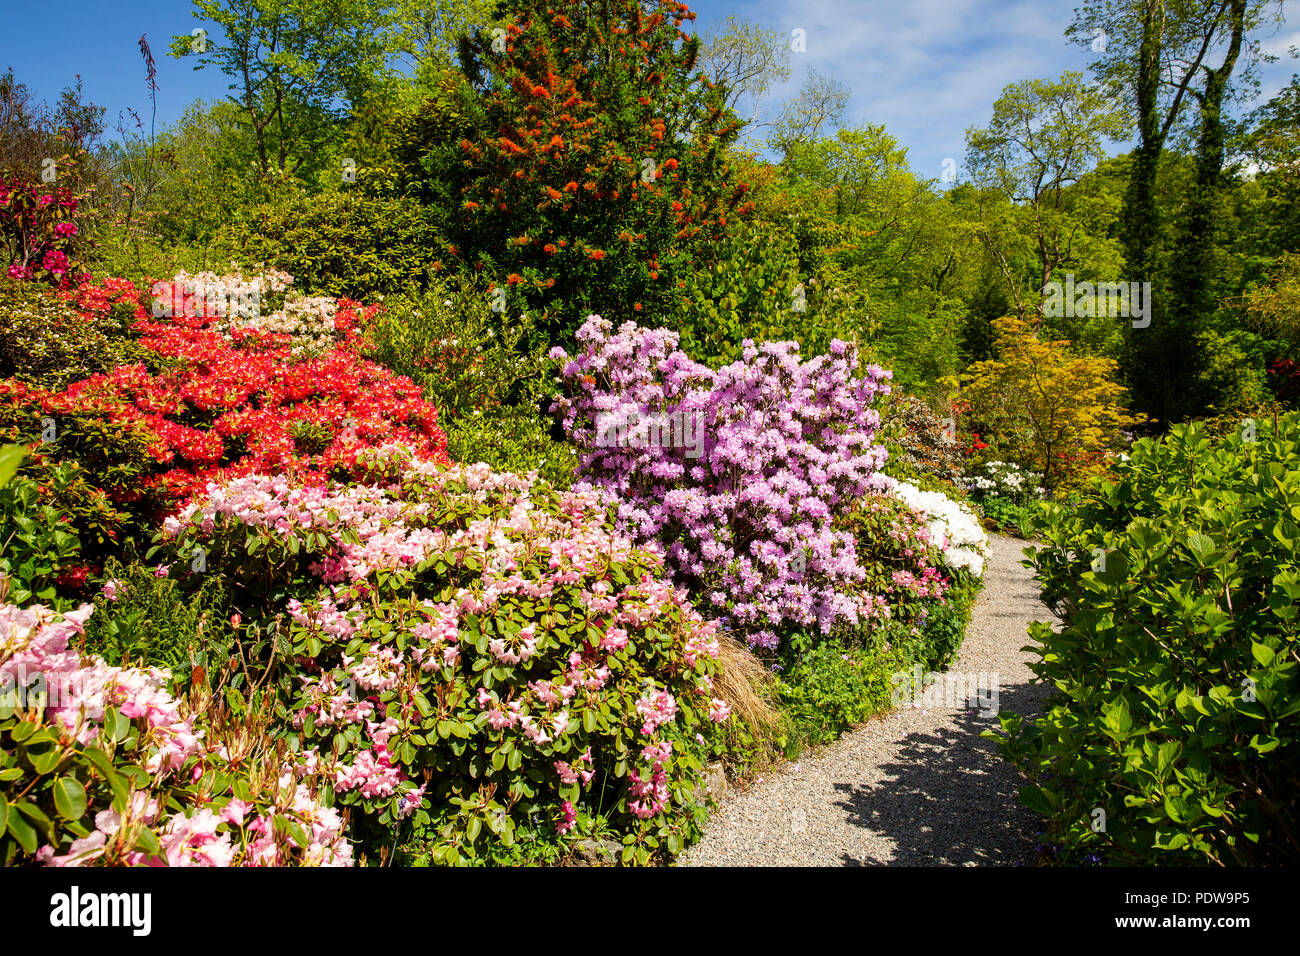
(838, 491, 979, 670)
(0, 172, 86, 289)
(550, 316, 895, 651)
(0, 602, 352, 867)
(159, 453, 734, 865)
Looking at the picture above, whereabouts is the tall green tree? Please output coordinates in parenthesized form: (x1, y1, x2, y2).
(768, 68, 849, 159)
(1243, 73, 1300, 257)
(965, 72, 1127, 322)
(695, 16, 791, 133)
(1069, 0, 1278, 425)
(404, 0, 750, 338)
(172, 0, 391, 180)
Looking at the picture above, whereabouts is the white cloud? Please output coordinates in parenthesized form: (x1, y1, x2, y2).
(704, 0, 1094, 174)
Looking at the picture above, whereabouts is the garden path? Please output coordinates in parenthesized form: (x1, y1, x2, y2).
(681, 534, 1055, 866)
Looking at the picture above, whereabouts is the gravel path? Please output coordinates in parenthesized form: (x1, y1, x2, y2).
(682, 534, 1055, 867)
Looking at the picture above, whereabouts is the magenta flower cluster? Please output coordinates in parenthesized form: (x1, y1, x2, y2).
(551, 316, 895, 649)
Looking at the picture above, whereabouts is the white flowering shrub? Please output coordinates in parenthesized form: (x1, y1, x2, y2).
(961, 460, 1046, 503)
(152, 270, 346, 355)
(230, 295, 341, 354)
(890, 480, 989, 577)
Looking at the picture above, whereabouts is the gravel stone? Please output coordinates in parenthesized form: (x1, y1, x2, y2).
(681, 534, 1055, 867)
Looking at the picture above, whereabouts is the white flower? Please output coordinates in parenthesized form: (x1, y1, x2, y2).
(891, 481, 989, 577)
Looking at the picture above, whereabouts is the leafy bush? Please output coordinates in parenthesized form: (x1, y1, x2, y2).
(81, 560, 229, 670)
(0, 467, 82, 608)
(674, 220, 812, 366)
(361, 280, 544, 423)
(226, 189, 445, 299)
(159, 457, 739, 865)
(446, 406, 577, 489)
(878, 392, 966, 493)
(996, 415, 1300, 864)
(956, 314, 1141, 492)
(1, 602, 352, 867)
(775, 634, 904, 755)
(972, 495, 1037, 538)
(0, 277, 154, 389)
(402, 0, 752, 338)
(361, 281, 577, 486)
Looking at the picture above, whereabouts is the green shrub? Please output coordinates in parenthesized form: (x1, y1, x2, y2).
(0, 386, 159, 561)
(362, 281, 576, 484)
(446, 408, 577, 489)
(775, 634, 904, 756)
(675, 220, 811, 365)
(83, 227, 220, 289)
(0, 469, 82, 608)
(0, 278, 153, 389)
(995, 415, 1300, 864)
(908, 577, 980, 674)
(972, 495, 1039, 538)
(879, 392, 967, 494)
(226, 189, 444, 299)
(81, 560, 230, 671)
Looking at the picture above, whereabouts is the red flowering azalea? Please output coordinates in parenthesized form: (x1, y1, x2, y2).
(5, 274, 450, 520)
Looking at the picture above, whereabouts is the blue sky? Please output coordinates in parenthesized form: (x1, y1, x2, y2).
(3, 0, 1297, 178)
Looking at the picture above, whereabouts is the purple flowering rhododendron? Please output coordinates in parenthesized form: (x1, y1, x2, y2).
(552, 316, 895, 649)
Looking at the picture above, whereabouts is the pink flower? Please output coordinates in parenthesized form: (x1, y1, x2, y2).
(222, 798, 253, 827)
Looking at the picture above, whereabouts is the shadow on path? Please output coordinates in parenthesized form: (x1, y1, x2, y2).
(834, 681, 1048, 866)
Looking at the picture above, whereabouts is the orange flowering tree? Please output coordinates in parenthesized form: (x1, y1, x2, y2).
(955, 315, 1142, 493)
(407, 0, 752, 338)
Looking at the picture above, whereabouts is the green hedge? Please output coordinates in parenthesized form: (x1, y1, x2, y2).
(226, 188, 445, 299)
(996, 415, 1300, 864)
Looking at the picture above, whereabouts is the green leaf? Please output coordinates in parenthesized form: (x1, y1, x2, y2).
(53, 777, 87, 821)
(1251, 642, 1276, 667)
(1017, 785, 1054, 816)
(0, 445, 25, 489)
(6, 808, 37, 854)
(1100, 699, 1133, 741)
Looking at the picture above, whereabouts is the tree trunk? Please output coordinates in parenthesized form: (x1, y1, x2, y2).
(1120, 0, 1165, 423)
(1167, 0, 1248, 418)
